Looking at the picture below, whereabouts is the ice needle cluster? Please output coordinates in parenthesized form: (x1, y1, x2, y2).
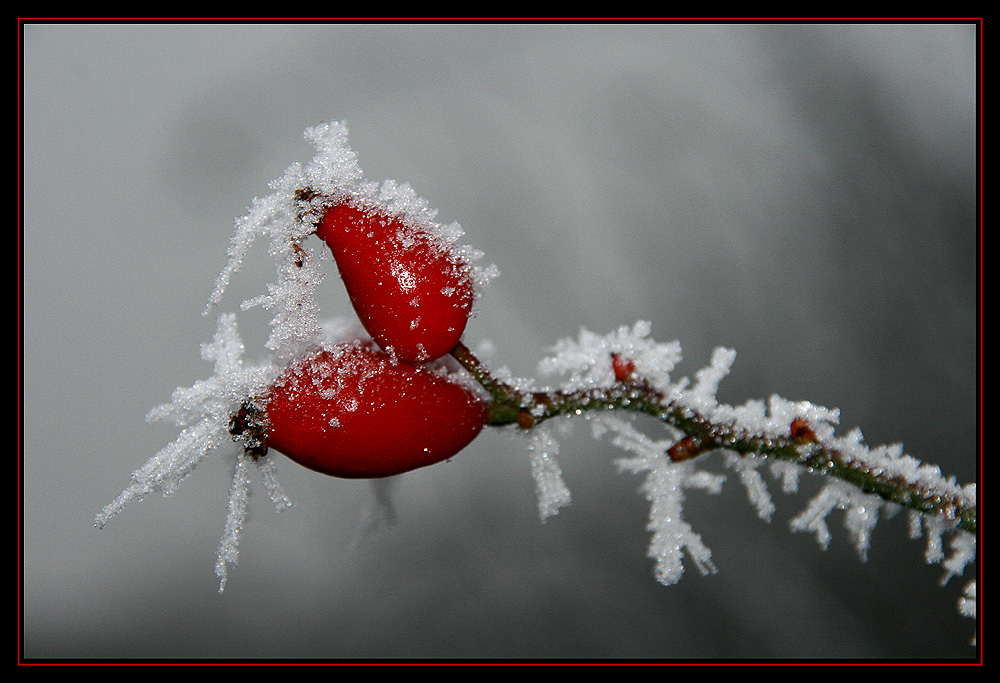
(94, 313, 292, 591)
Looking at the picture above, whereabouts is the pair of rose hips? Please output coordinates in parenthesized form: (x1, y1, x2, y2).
(242, 198, 488, 479)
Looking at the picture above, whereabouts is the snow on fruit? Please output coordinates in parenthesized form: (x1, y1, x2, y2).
(263, 342, 488, 478)
(316, 199, 476, 364)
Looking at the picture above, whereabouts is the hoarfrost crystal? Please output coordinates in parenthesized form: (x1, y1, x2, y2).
(723, 452, 775, 523)
(519, 422, 572, 522)
(592, 415, 724, 585)
(216, 452, 252, 592)
(538, 321, 682, 392)
(95, 313, 292, 592)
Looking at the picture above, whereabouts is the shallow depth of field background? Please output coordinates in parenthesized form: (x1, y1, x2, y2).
(22, 23, 977, 659)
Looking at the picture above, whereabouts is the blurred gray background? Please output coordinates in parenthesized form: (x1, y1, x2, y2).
(22, 22, 978, 659)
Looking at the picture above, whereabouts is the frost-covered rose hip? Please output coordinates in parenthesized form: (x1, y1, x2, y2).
(316, 200, 475, 364)
(263, 342, 487, 478)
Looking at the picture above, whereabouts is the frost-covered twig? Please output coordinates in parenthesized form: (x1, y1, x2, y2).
(454, 323, 976, 622)
(450, 334, 977, 534)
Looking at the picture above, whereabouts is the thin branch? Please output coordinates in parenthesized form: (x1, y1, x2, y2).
(451, 342, 977, 534)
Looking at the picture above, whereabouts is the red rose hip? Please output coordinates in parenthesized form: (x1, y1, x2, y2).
(264, 343, 487, 478)
(316, 200, 475, 364)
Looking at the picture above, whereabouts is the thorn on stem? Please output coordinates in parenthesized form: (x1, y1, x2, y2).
(667, 436, 702, 462)
(611, 353, 636, 382)
(790, 417, 818, 444)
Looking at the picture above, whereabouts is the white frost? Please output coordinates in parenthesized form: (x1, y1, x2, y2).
(519, 422, 572, 522)
(723, 452, 775, 523)
(502, 417, 572, 522)
(537, 321, 682, 392)
(96, 313, 293, 592)
(592, 414, 724, 585)
(788, 477, 885, 561)
(215, 452, 252, 592)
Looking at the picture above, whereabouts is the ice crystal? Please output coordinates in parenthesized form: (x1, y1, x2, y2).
(592, 414, 724, 585)
(95, 313, 293, 591)
(216, 452, 252, 592)
(959, 580, 976, 619)
(909, 509, 977, 586)
(205, 122, 362, 319)
(681, 346, 736, 415)
(723, 453, 775, 523)
(517, 420, 572, 522)
(788, 479, 884, 560)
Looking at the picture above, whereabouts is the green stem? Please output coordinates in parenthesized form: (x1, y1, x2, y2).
(450, 342, 976, 534)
